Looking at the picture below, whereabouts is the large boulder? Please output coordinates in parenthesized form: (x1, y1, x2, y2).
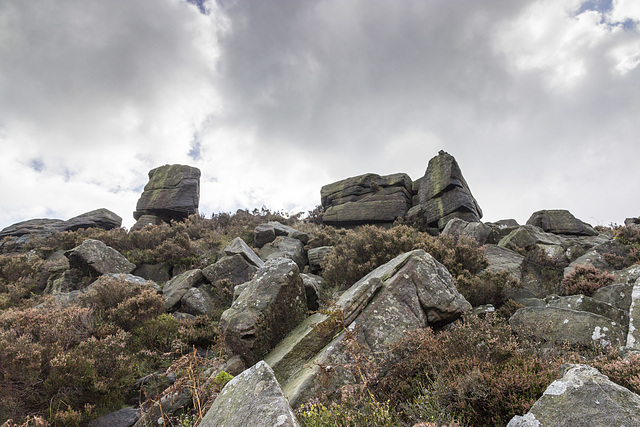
(484, 244, 525, 281)
(526, 209, 598, 236)
(442, 218, 493, 245)
(133, 164, 200, 224)
(416, 151, 482, 230)
(199, 361, 300, 427)
(507, 364, 640, 426)
(307, 246, 333, 274)
(65, 239, 135, 279)
(220, 258, 308, 366)
(271, 249, 471, 407)
(510, 306, 626, 349)
(259, 236, 307, 269)
(321, 172, 413, 227)
(64, 208, 122, 231)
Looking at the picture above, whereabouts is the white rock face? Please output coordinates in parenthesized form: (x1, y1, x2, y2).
(626, 277, 640, 349)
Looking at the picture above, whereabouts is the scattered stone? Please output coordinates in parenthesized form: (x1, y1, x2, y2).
(308, 246, 333, 274)
(220, 258, 308, 366)
(181, 286, 217, 316)
(526, 209, 598, 236)
(199, 361, 300, 427)
(321, 173, 413, 227)
(133, 164, 200, 223)
(507, 364, 640, 427)
(510, 306, 626, 349)
(162, 269, 205, 311)
(65, 239, 135, 280)
(89, 407, 140, 427)
(416, 151, 482, 230)
(254, 221, 310, 248)
(625, 217, 640, 227)
(223, 237, 264, 268)
(259, 236, 307, 269)
(202, 254, 258, 308)
(498, 225, 563, 253)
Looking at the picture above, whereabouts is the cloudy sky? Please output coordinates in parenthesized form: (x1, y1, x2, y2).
(0, 0, 638, 230)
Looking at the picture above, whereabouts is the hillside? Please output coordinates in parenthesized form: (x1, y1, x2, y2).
(1, 155, 640, 427)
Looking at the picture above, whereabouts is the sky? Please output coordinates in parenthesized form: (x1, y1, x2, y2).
(0, 0, 639, 231)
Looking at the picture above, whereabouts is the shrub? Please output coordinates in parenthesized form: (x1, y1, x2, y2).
(0, 253, 46, 308)
(321, 225, 487, 289)
(592, 351, 640, 394)
(611, 224, 640, 267)
(455, 270, 517, 307)
(561, 265, 615, 296)
(79, 276, 165, 331)
(377, 314, 564, 426)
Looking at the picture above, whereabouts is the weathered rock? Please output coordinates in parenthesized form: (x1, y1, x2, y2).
(510, 306, 626, 349)
(321, 172, 413, 227)
(65, 208, 122, 231)
(544, 294, 628, 329)
(526, 209, 598, 236)
(223, 237, 264, 268)
(275, 250, 470, 406)
(133, 387, 192, 427)
(301, 273, 322, 311)
(220, 258, 308, 366)
(199, 361, 300, 427)
(89, 407, 140, 427)
(498, 225, 563, 253)
(93, 273, 160, 293)
(626, 278, 640, 350)
(130, 214, 163, 232)
(202, 254, 258, 308)
(43, 251, 71, 294)
(592, 283, 634, 312)
(133, 263, 172, 285)
(416, 151, 482, 230)
(564, 240, 628, 276)
(133, 164, 200, 223)
(65, 239, 135, 280)
(259, 236, 307, 269)
(0, 218, 67, 239)
(625, 217, 640, 227)
(181, 285, 216, 316)
(254, 221, 310, 248)
(484, 244, 524, 281)
(442, 218, 493, 245)
(162, 269, 205, 311)
(507, 364, 640, 427)
(308, 246, 333, 274)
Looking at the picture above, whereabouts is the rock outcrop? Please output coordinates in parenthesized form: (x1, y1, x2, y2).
(321, 173, 413, 227)
(66, 239, 135, 280)
(415, 150, 482, 230)
(133, 164, 200, 228)
(199, 361, 300, 427)
(0, 209, 122, 253)
(266, 249, 471, 407)
(527, 209, 598, 236)
(507, 364, 640, 426)
(220, 258, 308, 366)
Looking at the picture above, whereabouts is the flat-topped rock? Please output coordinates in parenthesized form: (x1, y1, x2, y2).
(134, 164, 200, 223)
(321, 172, 412, 227)
(526, 209, 598, 236)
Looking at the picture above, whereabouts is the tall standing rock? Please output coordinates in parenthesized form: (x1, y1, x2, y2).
(416, 151, 482, 230)
(133, 165, 200, 227)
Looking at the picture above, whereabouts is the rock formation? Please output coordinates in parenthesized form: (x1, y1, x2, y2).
(132, 164, 200, 230)
(321, 172, 413, 227)
(414, 150, 483, 230)
(507, 364, 640, 426)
